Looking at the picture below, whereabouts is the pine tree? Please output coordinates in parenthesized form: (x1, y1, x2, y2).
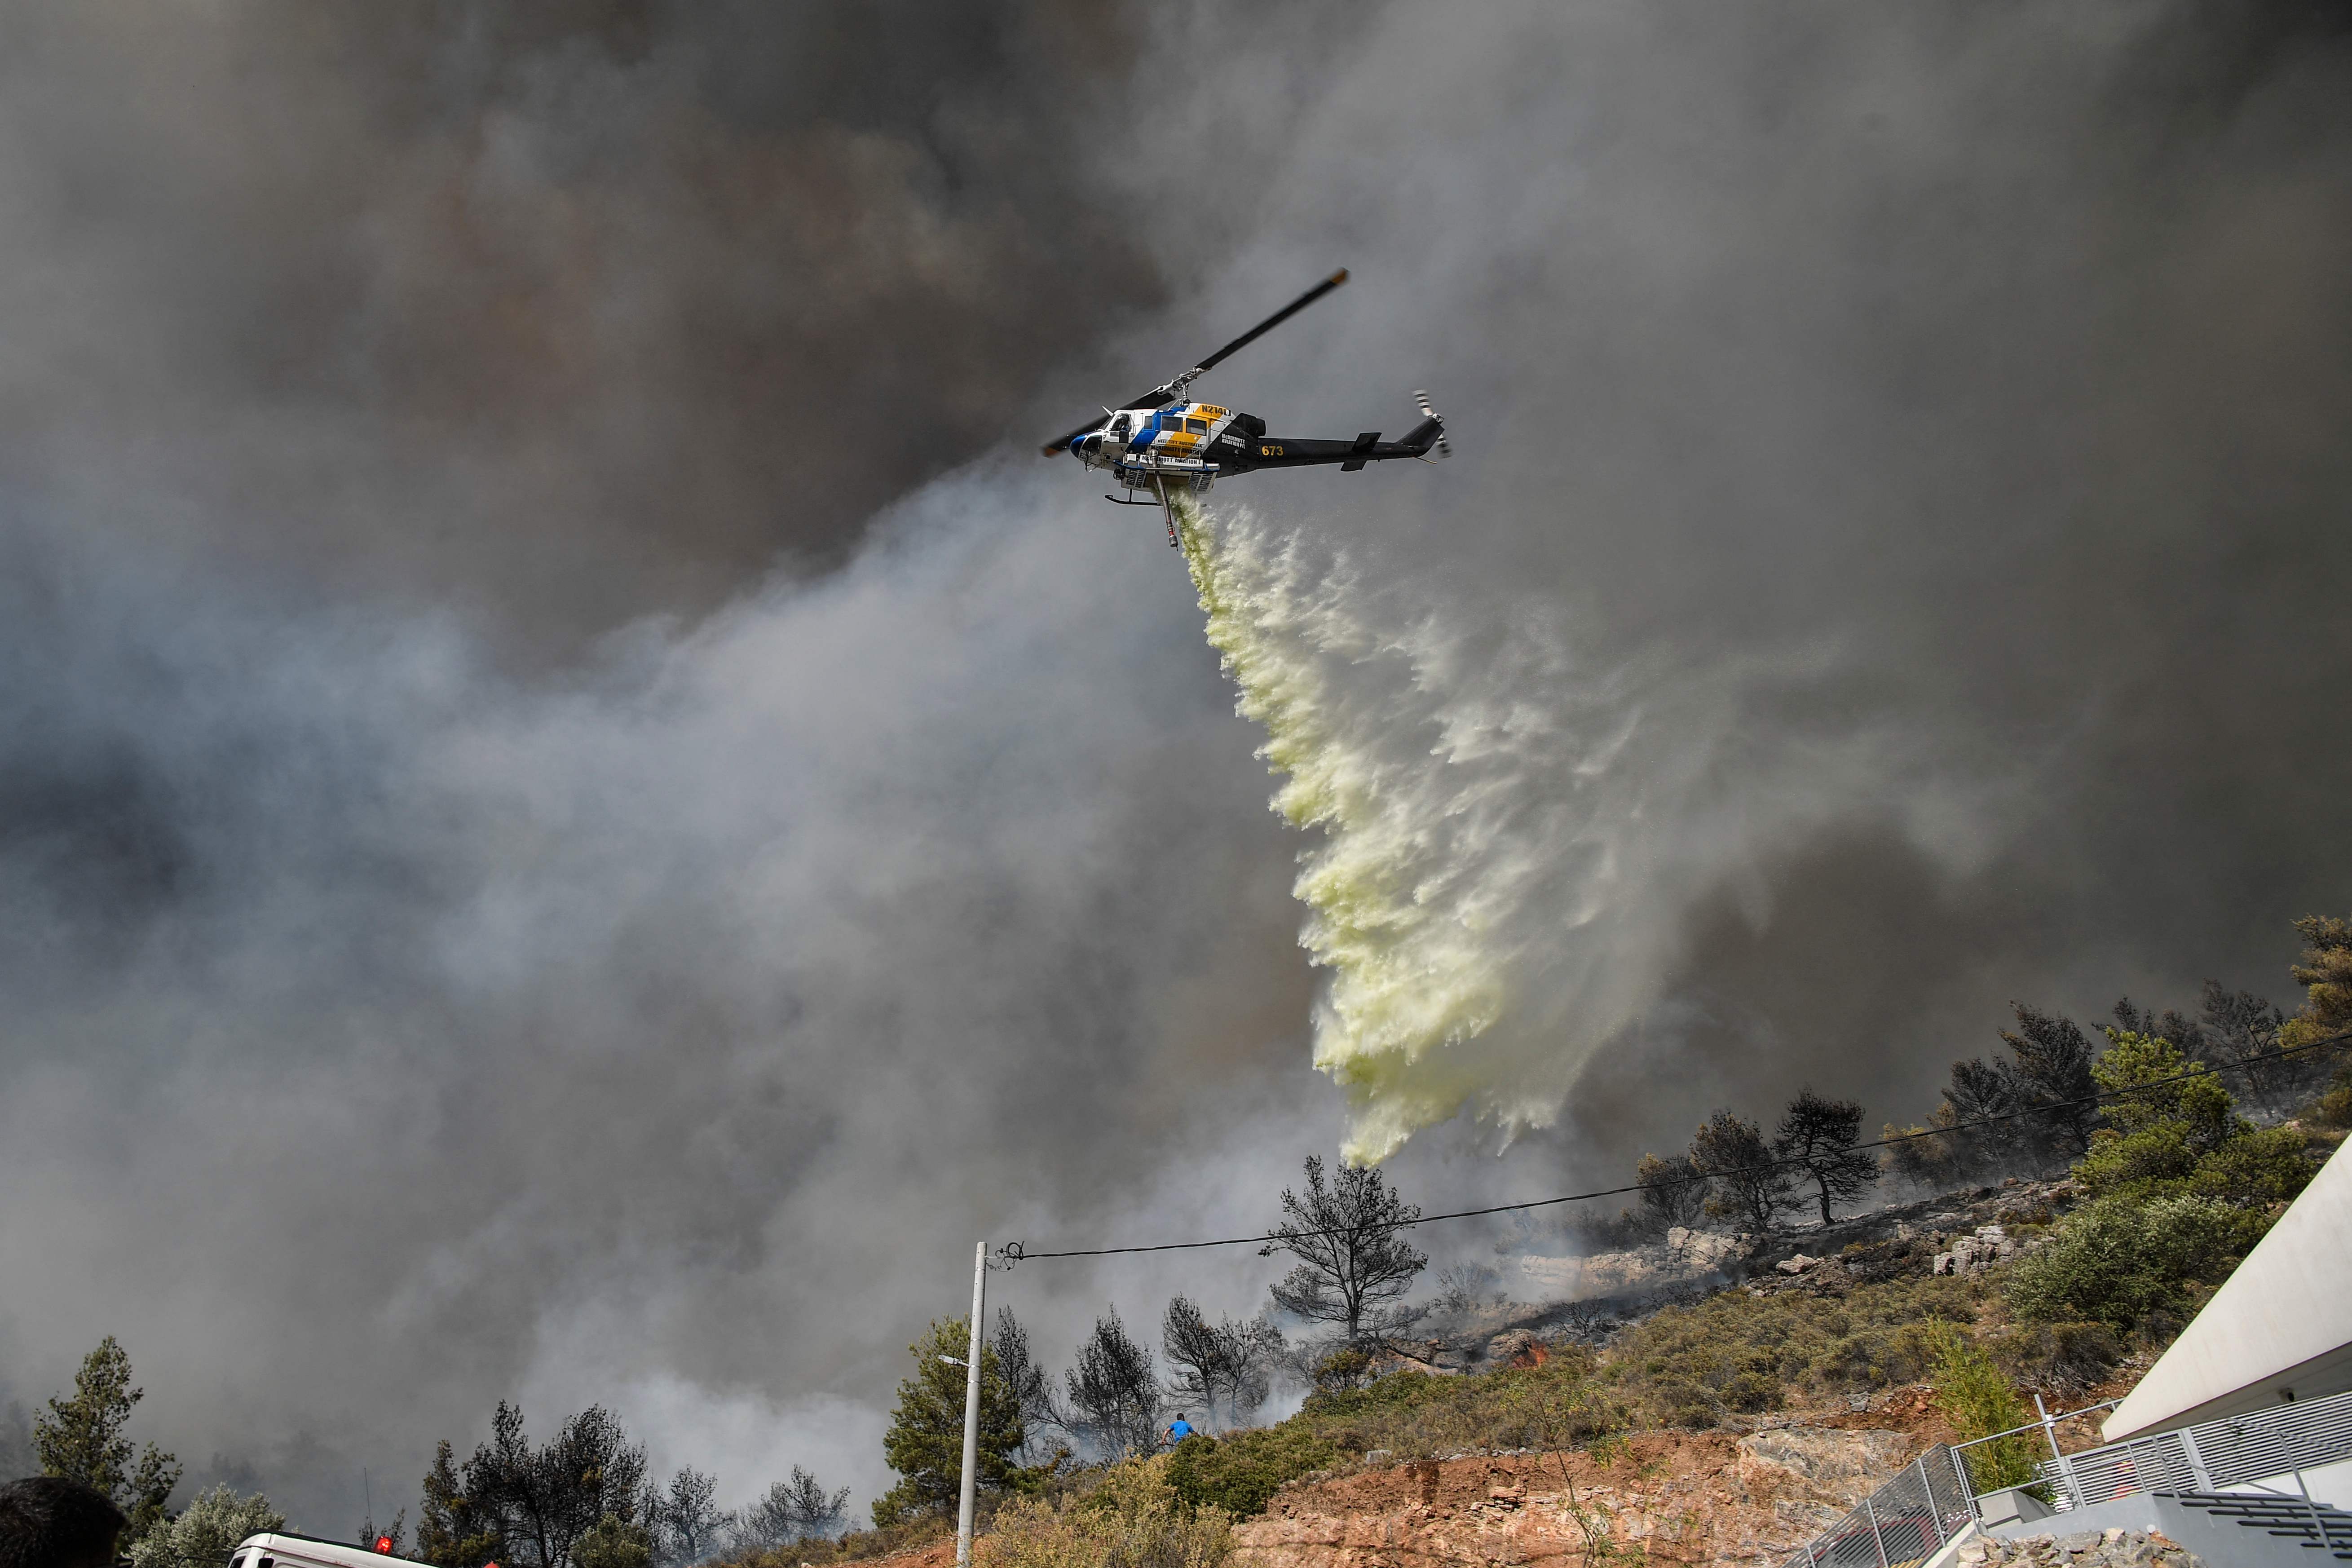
(1265, 1156, 1427, 1343)
(738, 1469, 849, 1549)
(1063, 1312, 1159, 1459)
(988, 1309, 1064, 1462)
(1634, 1151, 1712, 1229)
(417, 1438, 505, 1568)
(2000, 1004, 2099, 1156)
(1159, 1297, 1279, 1430)
(873, 1319, 1024, 1527)
(127, 1485, 283, 1568)
(35, 1336, 181, 1544)
(1690, 1111, 1796, 1233)
(650, 1468, 731, 1566)
(1772, 1089, 1877, 1226)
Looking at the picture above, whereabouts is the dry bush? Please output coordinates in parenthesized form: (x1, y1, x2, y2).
(1986, 1318, 2123, 1393)
(724, 1509, 954, 1568)
(1277, 1348, 1623, 1460)
(980, 1458, 1231, 1568)
(1600, 1273, 1981, 1425)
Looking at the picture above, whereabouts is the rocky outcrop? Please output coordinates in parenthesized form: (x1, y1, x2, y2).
(1403, 1181, 2082, 1368)
(1959, 1528, 2203, 1565)
(1507, 1223, 1756, 1304)
(1934, 1224, 2024, 1276)
(1735, 1427, 1916, 1493)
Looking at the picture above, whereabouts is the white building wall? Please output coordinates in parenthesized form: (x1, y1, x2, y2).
(2103, 1138, 2352, 1442)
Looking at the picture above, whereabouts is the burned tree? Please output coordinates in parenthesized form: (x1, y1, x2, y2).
(1266, 1155, 1427, 1344)
(1161, 1297, 1280, 1430)
(1772, 1089, 1876, 1226)
(2190, 982, 2292, 1111)
(738, 1468, 849, 1549)
(2001, 1003, 2099, 1157)
(649, 1468, 729, 1567)
(1689, 1111, 1797, 1234)
(1064, 1310, 1160, 1459)
(990, 1307, 1064, 1462)
(1635, 1150, 1712, 1230)
(456, 1403, 649, 1568)
(1890, 1003, 2102, 1188)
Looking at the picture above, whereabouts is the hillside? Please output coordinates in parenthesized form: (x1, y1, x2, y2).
(742, 1062, 2346, 1568)
(764, 1177, 2143, 1568)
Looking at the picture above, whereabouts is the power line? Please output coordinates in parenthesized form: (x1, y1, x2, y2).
(1001, 1027, 2351, 1265)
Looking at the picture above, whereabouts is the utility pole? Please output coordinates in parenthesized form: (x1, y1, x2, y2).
(956, 1241, 986, 1568)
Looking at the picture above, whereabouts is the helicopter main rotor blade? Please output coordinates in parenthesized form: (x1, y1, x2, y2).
(1039, 268, 1350, 456)
(1042, 415, 1112, 457)
(1192, 267, 1349, 378)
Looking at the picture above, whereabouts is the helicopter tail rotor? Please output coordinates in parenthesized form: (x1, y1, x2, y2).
(1408, 389, 1452, 459)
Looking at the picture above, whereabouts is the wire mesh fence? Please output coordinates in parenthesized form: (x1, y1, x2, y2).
(1780, 1446, 1975, 1568)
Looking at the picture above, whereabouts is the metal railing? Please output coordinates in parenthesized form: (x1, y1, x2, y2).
(1955, 1383, 2352, 1512)
(1783, 1445, 1977, 1568)
(1783, 1383, 2352, 1567)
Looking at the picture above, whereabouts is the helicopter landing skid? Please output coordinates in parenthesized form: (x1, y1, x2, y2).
(1103, 481, 1190, 548)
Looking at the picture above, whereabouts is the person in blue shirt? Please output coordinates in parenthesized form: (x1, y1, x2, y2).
(1165, 1412, 1195, 1444)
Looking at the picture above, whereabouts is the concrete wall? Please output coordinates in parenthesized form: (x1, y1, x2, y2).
(2103, 1140, 2352, 1441)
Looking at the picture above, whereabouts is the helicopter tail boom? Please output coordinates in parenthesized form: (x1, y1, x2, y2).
(1242, 396, 1446, 472)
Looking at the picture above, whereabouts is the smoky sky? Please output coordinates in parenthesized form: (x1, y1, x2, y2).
(0, 2, 1168, 651)
(3, 0, 2350, 1533)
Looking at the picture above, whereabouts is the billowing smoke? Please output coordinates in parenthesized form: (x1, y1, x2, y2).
(0, 475, 1324, 1517)
(0, 3, 1167, 651)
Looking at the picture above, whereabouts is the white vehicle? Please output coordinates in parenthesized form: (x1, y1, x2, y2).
(230, 1533, 446, 1568)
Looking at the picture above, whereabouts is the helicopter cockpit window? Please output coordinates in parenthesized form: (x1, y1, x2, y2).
(1108, 414, 1130, 437)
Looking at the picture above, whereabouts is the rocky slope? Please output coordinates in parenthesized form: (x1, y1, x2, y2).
(1228, 1424, 1928, 1567)
(1373, 1178, 2080, 1382)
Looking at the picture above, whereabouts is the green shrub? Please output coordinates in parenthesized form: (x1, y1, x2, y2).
(1298, 1363, 1465, 1421)
(1991, 1318, 2122, 1392)
(126, 1485, 284, 1568)
(2308, 1069, 2352, 1130)
(2078, 1032, 2313, 1207)
(571, 1515, 653, 1568)
(1309, 1347, 1372, 1394)
(2184, 1123, 2311, 1205)
(1719, 1370, 1782, 1413)
(1925, 1323, 2039, 1495)
(1597, 1272, 1973, 1427)
(2007, 1193, 2252, 1333)
(1163, 1429, 1341, 1518)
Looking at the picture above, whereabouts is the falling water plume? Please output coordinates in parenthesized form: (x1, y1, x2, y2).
(1174, 498, 1655, 1162)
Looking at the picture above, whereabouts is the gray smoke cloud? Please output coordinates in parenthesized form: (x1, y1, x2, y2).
(2, 0, 2349, 1533)
(0, 3, 1166, 653)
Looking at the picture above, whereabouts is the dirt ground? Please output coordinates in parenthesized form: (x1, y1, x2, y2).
(1225, 1371, 2153, 1568)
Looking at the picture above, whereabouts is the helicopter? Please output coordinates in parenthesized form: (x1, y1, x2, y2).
(1041, 269, 1449, 545)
